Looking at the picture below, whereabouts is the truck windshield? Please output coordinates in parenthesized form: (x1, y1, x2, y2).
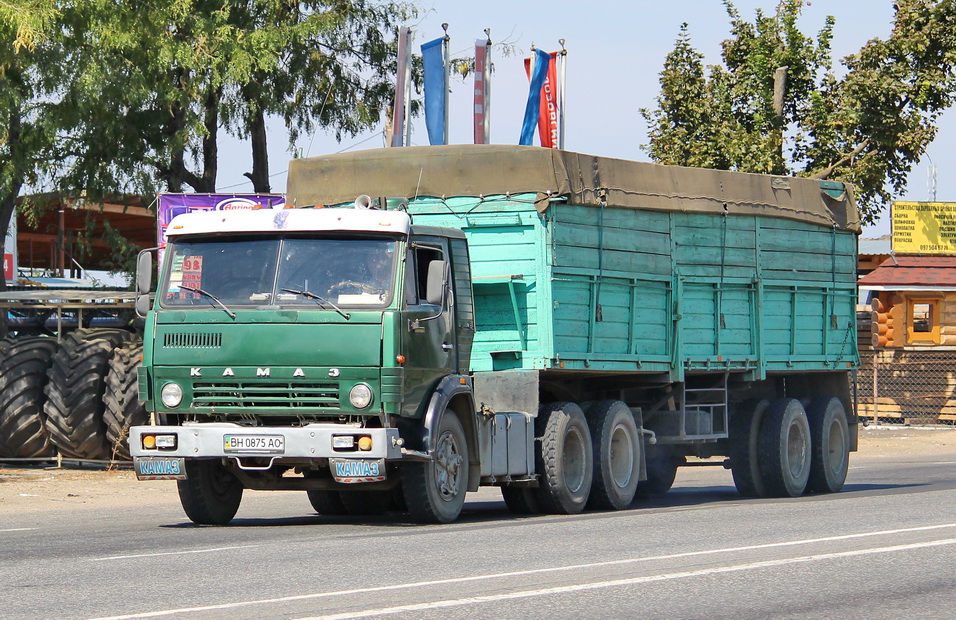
(160, 236, 398, 309)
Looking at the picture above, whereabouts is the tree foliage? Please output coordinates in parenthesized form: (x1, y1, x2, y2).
(0, 0, 414, 305)
(641, 0, 956, 224)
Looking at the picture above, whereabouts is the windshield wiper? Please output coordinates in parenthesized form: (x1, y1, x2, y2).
(179, 285, 236, 319)
(281, 288, 351, 320)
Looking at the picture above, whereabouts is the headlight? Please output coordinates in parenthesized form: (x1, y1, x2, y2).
(349, 383, 373, 409)
(161, 382, 183, 408)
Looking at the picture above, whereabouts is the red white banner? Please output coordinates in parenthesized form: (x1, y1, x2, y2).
(474, 39, 490, 144)
(524, 52, 559, 149)
(2, 253, 12, 280)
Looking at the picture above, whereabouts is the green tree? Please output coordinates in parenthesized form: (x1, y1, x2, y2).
(0, 0, 58, 310)
(642, 0, 956, 224)
(60, 0, 414, 195)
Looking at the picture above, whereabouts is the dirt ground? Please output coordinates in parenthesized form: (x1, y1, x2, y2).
(1, 426, 955, 516)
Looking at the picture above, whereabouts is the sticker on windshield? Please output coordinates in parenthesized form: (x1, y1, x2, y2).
(168, 255, 203, 300)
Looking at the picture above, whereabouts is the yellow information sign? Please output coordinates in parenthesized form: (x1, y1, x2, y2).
(892, 201, 956, 254)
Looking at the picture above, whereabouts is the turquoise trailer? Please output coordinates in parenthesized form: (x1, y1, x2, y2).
(130, 145, 860, 524)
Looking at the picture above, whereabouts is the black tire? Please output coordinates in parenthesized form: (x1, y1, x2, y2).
(177, 459, 243, 525)
(758, 398, 812, 497)
(806, 397, 850, 493)
(43, 329, 132, 460)
(0, 337, 59, 458)
(307, 490, 348, 516)
(403, 411, 469, 523)
(501, 486, 541, 515)
(534, 402, 593, 514)
(585, 400, 640, 510)
(636, 443, 684, 497)
(339, 490, 395, 516)
(103, 341, 147, 461)
(730, 399, 769, 497)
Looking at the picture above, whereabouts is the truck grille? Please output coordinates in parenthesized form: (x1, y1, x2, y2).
(192, 380, 340, 409)
(164, 332, 222, 348)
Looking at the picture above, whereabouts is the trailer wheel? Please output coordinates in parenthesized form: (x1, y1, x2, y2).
(306, 490, 348, 515)
(501, 486, 541, 515)
(758, 398, 811, 497)
(535, 402, 593, 514)
(177, 459, 243, 525)
(637, 444, 684, 497)
(806, 397, 850, 493)
(729, 399, 769, 497)
(43, 329, 132, 460)
(403, 410, 468, 523)
(103, 341, 147, 461)
(0, 337, 59, 458)
(584, 400, 640, 510)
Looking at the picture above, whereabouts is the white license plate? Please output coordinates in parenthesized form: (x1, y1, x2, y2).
(223, 434, 285, 454)
(330, 458, 387, 483)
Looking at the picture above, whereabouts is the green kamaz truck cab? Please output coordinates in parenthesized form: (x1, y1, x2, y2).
(131, 145, 860, 524)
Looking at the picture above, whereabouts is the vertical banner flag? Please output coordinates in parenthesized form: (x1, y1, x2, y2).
(3, 213, 15, 281)
(421, 37, 446, 145)
(474, 38, 491, 144)
(523, 51, 558, 148)
(391, 26, 412, 147)
(519, 48, 552, 146)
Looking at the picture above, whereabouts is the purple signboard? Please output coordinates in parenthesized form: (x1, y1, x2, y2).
(157, 193, 286, 250)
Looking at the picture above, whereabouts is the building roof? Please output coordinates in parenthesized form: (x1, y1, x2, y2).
(857, 255, 956, 290)
(14, 194, 155, 273)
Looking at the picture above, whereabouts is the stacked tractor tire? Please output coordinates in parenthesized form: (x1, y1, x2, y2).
(0, 329, 147, 462)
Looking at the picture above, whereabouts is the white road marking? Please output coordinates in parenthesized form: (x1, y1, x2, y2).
(0, 527, 37, 533)
(92, 544, 261, 561)
(86, 522, 956, 620)
(298, 538, 956, 620)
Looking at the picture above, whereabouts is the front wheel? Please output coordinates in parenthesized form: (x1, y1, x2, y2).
(403, 411, 468, 523)
(177, 459, 244, 525)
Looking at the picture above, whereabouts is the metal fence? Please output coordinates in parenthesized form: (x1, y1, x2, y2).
(856, 348, 956, 425)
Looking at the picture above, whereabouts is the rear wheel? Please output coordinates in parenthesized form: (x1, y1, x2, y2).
(0, 337, 59, 458)
(585, 400, 640, 510)
(339, 490, 395, 516)
(730, 399, 769, 497)
(403, 411, 468, 523)
(758, 398, 812, 497)
(177, 459, 243, 525)
(535, 402, 593, 514)
(806, 397, 850, 493)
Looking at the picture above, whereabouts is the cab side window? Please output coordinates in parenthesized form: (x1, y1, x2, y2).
(405, 245, 444, 305)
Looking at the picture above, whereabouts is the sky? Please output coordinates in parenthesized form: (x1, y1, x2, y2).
(215, 1, 946, 238)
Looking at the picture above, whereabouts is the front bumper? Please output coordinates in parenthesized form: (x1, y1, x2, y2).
(129, 422, 403, 461)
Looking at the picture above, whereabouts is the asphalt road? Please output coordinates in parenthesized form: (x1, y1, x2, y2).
(2, 446, 956, 619)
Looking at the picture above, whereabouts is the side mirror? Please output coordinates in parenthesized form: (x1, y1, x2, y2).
(425, 260, 447, 305)
(136, 250, 153, 295)
(135, 294, 151, 317)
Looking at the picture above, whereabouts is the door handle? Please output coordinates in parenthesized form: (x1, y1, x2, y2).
(442, 343, 454, 351)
